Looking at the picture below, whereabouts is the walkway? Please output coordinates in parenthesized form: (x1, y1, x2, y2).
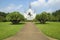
(4, 22, 56, 40)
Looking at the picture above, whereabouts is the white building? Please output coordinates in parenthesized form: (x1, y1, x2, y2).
(24, 5, 36, 20)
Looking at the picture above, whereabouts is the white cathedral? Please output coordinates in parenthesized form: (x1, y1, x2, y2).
(24, 5, 36, 20)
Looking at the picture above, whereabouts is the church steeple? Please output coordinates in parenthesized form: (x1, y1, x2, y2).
(24, 3, 36, 20)
(29, 3, 31, 9)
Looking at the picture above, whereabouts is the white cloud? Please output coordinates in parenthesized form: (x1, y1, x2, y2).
(31, 0, 46, 7)
(31, 0, 60, 13)
(38, 0, 46, 4)
(0, 4, 23, 13)
(31, 1, 40, 7)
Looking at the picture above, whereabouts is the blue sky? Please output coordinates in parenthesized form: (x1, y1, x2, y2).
(0, 0, 60, 13)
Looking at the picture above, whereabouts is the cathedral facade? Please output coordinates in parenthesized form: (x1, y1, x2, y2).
(24, 5, 36, 20)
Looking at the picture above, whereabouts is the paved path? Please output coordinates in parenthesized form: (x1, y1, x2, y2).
(4, 22, 56, 40)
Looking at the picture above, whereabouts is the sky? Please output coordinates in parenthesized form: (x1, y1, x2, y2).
(0, 0, 60, 13)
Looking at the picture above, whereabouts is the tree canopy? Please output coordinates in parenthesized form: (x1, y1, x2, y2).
(36, 12, 48, 24)
(6, 12, 25, 24)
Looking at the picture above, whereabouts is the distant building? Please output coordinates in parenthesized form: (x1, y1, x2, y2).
(24, 4, 36, 20)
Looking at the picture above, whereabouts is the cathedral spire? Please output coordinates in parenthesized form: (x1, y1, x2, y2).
(29, 3, 31, 9)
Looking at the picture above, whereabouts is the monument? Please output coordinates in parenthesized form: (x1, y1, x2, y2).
(24, 4, 36, 20)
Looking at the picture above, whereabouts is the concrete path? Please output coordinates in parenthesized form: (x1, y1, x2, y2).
(4, 22, 56, 40)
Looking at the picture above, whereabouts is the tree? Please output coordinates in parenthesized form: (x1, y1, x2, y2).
(36, 12, 48, 24)
(0, 12, 7, 22)
(52, 10, 60, 21)
(0, 16, 4, 22)
(6, 12, 25, 24)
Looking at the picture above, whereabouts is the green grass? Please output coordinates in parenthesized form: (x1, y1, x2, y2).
(0, 22, 24, 40)
(36, 22, 60, 40)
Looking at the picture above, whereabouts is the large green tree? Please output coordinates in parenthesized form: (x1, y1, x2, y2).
(6, 12, 25, 24)
(36, 12, 48, 24)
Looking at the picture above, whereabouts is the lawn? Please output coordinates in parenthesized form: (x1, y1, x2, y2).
(0, 22, 24, 40)
(36, 22, 60, 40)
